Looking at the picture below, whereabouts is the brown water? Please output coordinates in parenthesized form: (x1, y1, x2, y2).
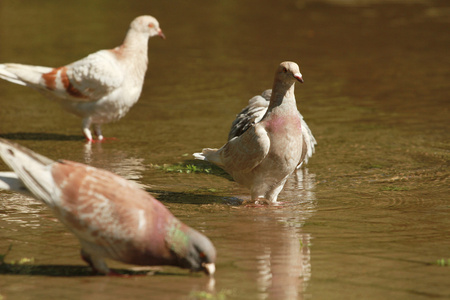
(0, 0, 449, 299)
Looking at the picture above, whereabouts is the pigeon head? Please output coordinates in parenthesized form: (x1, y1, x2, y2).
(165, 220, 216, 276)
(277, 61, 304, 84)
(183, 228, 217, 275)
(130, 15, 165, 39)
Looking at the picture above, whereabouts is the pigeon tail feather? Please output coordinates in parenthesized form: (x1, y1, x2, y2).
(0, 64, 27, 86)
(0, 63, 53, 87)
(0, 138, 55, 203)
(193, 152, 206, 161)
(193, 148, 224, 167)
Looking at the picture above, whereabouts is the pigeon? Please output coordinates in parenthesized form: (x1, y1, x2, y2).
(228, 89, 316, 167)
(194, 61, 311, 203)
(0, 138, 216, 276)
(0, 15, 165, 142)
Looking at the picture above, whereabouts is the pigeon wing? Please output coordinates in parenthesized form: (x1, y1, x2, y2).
(220, 123, 270, 173)
(62, 51, 124, 102)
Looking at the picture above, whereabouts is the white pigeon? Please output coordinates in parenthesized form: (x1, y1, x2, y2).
(194, 62, 314, 203)
(0, 15, 165, 142)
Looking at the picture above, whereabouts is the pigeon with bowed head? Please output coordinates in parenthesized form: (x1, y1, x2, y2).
(0, 138, 216, 276)
(194, 61, 313, 203)
(0, 15, 165, 142)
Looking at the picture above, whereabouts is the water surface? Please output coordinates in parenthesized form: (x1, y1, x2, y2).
(0, 0, 449, 299)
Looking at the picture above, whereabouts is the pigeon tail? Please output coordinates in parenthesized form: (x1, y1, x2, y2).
(0, 138, 55, 203)
(0, 63, 53, 87)
(0, 64, 27, 86)
(193, 148, 224, 167)
(193, 152, 206, 161)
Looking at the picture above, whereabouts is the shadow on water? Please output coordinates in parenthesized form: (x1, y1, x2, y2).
(150, 189, 243, 206)
(0, 244, 188, 277)
(150, 167, 317, 207)
(0, 263, 186, 277)
(0, 132, 84, 141)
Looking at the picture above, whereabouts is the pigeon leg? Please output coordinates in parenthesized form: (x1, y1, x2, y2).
(265, 177, 289, 203)
(81, 249, 110, 275)
(93, 124, 118, 142)
(93, 124, 104, 141)
(82, 118, 93, 142)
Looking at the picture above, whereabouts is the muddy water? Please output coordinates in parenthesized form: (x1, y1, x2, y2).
(0, 0, 449, 299)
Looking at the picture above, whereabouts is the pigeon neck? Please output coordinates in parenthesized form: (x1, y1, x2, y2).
(165, 218, 190, 258)
(268, 80, 296, 110)
(122, 29, 149, 53)
(117, 30, 150, 76)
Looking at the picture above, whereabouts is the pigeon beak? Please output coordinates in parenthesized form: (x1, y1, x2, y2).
(158, 29, 166, 40)
(294, 73, 304, 83)
(202, 262, 216, 276)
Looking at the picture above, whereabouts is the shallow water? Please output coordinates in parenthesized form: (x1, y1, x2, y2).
(0, 0, 449, 299)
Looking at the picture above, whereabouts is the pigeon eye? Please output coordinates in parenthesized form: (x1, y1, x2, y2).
(148, 23, 154, 28)
(199, 252, 206, 258)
